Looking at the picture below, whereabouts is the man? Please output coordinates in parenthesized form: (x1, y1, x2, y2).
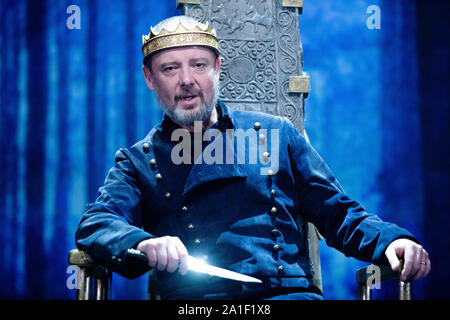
(75, 16, 430, 300)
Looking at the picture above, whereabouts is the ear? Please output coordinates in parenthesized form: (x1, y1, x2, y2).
(142, 65, 155, 91)
(215, 56, 221, 74)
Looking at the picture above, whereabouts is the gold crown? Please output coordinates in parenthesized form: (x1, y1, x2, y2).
(142, 16, 219, 62)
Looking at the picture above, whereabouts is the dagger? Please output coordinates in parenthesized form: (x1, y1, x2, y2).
(127, 248, 262, 284)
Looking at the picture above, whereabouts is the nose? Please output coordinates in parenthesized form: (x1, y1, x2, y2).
(178, 65, 195, 87)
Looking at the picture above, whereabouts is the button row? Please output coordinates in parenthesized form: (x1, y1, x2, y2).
(266, 167, 283, 274)
(184, 208, 199, 246)
(148, 152, 199, 246)
(149, 153, 196, 244)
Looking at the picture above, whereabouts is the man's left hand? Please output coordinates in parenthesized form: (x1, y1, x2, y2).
(384, 238, 431, 282)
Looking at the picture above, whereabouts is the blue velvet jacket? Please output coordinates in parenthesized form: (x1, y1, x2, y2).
(75, 100, 415, 299)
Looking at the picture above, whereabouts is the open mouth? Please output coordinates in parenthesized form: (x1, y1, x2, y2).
(180, 95, 197, 101)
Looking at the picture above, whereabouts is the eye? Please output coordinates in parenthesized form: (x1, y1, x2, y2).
(162, 66, 177, 75)
(194, 63, 206, 70)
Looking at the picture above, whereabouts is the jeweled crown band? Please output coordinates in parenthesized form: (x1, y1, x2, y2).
(141, 15, 219, 63)
(142, 31, 219, 60)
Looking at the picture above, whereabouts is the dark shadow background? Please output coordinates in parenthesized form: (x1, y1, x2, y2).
(0, 0, 448, 299)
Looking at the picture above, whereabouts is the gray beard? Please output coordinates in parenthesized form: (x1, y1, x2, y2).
(155, 80, 220, 128)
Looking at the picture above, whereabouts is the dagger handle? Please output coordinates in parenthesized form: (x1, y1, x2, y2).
(126, 248, 149, 263)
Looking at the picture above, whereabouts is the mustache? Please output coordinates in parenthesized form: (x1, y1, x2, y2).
(175, 88, 203, 101)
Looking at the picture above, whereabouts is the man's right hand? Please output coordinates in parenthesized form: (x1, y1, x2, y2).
(136, 236, 189, 275)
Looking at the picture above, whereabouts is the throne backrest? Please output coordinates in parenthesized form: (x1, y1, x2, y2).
(178, 0, 321, 291)
(179, 0, 308, 131)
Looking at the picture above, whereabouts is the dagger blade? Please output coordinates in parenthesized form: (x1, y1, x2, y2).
(127, 249, 262, 283)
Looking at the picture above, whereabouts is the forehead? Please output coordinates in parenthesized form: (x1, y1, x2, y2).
(151, 46, 217, 64)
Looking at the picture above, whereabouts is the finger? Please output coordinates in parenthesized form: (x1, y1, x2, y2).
(425, 255, 431, 277)
(155, 241, 168, 271)
(166, 241, 180, 273)
(409, 248, 423, 280)
(146, 247, 158, 268)
(385, 246, 402, 272)
(413, 262, 427, 280)
(403, 245, 427, 281)
(411, 250, 426, 280)
(174, 238, 189, 275)
(413, 250, 431, 280)
(400, 246, 415, 281)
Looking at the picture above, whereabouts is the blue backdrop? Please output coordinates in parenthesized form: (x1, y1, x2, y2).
(0, 0, 448, 299)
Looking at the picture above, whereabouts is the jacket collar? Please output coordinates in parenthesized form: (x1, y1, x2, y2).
(216, 99, 235, 131)
(178, 100, 246, 198)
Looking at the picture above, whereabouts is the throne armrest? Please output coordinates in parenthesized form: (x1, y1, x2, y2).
(355, 263, 411, 300)
(68, 249, 110, 300)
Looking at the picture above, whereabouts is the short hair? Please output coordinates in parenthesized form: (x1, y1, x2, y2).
(143, 47, 219, 74)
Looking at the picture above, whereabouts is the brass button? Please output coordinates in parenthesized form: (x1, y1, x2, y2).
(187, 223, 195, 230)
(277, 265, 284, 274)
(262, 152, 270, 163)
(273, 244, 280, 251)
(271, 229, 279, 236)
(267, 169, 274, 176)
(149, 158, 157, 167)
(112, 256, 122, 263)
(270, 189, 276, 196)
(270, 207, 278, 214)
(194, 238, 201, 244)
(254, 122, 261, 131)
(165, 192, 171, 199)
(259, 134, 265, 145)
(181, 206, 188, 212)
(143, 143, 150, 153)
(155, 173, 162, 181)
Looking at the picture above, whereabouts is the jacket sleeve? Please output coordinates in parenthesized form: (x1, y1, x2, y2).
(75, 149, 154, 278)
(284, 120, 418, 264)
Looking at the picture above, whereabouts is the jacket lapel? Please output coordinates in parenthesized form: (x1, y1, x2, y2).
(182, 130, 247, 197)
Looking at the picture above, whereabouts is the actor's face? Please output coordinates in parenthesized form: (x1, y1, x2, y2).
(143, 46, 221, 127)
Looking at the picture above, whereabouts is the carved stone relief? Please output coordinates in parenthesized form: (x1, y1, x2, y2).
(182, 0, 305, 131)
